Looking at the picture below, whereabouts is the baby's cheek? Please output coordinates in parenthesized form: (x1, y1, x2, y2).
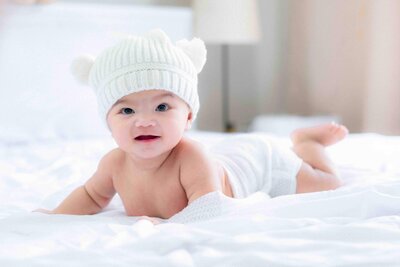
(112, 130, 130, 146)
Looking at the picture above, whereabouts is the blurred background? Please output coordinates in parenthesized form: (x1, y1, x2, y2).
(1, 0, 399, 137)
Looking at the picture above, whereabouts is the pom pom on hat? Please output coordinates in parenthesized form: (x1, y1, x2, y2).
(70, 55, 95, 85)
(176, 38, 207, 73)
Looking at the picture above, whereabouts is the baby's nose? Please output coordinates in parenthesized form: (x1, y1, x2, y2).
(135, 117, 156, 127)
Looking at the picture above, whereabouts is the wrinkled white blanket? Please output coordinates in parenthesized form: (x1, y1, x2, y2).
(1, 133, 400, 266)
(169, 182, 400, 224)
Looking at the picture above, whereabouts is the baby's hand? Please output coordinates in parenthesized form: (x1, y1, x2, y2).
(33, 208, 54, 214)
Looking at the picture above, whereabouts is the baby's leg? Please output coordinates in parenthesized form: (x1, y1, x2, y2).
(291, 123, 348, 193)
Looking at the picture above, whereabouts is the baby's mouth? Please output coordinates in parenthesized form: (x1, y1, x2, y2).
(134, 135, 160, 141)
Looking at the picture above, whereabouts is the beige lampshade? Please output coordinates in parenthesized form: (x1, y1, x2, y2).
(193, 0, 261, 44)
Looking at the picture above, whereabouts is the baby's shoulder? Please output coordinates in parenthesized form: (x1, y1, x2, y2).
(175, 137, 213, 165)
(176, 136, 206, 155)
(97, 148, 126, 172)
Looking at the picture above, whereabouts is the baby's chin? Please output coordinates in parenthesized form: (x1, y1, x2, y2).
(127, 147, 174, 161)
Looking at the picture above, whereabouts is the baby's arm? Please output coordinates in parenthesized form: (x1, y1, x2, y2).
(179, 142, 221, 205)
(50, 151, 117, 215)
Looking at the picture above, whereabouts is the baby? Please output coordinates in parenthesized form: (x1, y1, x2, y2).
(38, 29, 347, 219)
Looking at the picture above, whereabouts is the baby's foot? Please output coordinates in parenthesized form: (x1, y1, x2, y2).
(291, 122, 348, 146)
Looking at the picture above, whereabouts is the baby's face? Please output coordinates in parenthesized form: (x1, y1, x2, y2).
(107, 90, 192, 159)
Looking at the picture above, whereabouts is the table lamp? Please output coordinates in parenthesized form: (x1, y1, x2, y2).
(193, 0, 261, 132)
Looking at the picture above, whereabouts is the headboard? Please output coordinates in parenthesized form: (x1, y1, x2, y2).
(0, 2, 192, 142)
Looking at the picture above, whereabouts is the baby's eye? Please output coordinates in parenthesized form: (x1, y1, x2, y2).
(120, 108, 134, 115)
(155, 103, 169, 112)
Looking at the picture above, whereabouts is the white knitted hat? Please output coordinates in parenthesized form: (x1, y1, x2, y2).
(70, 29, 207, 124)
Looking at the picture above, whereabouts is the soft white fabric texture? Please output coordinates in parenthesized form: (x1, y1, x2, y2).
(210, 134, 302, 198)
(72, 29, 206, 124)
(168, 182, 400, 224)
(1, 132, 400, 266)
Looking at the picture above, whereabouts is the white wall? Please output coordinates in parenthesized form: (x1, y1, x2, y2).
(284, 0, 369, 132)
(282, 0, 400, 134)
(363, 0, 400, 134)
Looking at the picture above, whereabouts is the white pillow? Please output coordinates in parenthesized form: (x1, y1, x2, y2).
(0, 3, 191, 142)
(248, 115, 341, 137)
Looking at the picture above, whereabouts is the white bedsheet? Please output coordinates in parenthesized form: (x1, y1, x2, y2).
(1, 132, 400, 266)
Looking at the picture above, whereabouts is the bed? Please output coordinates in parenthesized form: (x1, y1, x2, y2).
(1, 131, 400, 266)
(1, 3, 400, 267)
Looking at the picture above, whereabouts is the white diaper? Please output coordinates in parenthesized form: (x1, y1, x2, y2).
(210, 134, 302, 198)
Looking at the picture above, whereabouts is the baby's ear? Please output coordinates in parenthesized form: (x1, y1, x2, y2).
(70, 54, 95, 85)
(185, 112, 193, 130)
(145, 28, 170, 43)
(176, 38, 207, 73)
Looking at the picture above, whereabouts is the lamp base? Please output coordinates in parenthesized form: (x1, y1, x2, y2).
(224, 122, 236, 132)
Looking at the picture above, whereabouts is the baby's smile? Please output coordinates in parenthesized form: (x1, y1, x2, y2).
(134, 135, 161, 142)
